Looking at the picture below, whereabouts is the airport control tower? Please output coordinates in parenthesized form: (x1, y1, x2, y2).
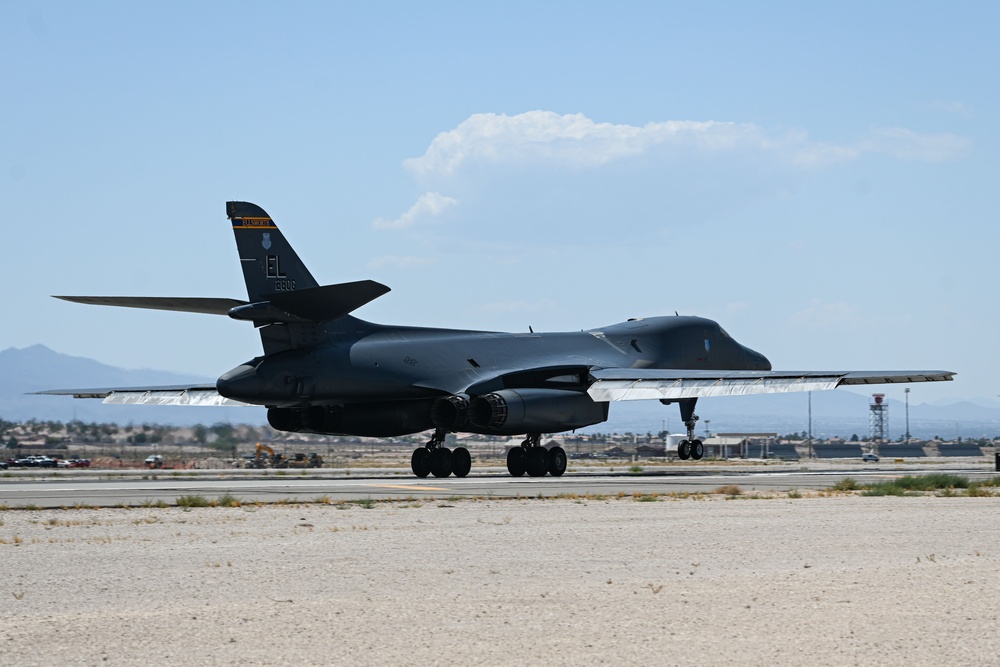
(869, 393, 888, 448)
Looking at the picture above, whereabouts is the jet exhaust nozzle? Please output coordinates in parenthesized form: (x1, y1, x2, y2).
(430, 395, 470, 430)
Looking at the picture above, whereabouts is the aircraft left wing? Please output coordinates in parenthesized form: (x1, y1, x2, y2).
(33, 386, 252, 407)
(586, 369, 956, 402)
(53, 296, 247, 315)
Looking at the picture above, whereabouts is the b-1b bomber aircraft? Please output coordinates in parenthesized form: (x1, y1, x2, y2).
(43, 202, 955, 478)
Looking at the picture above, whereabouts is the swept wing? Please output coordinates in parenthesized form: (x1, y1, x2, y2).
(34, 386, 250, 407)
(587, 369, 955, 402)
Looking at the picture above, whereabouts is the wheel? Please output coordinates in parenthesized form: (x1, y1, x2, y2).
(547, 446, 567, 477)
(452, 447, 472, 478)
(430, 447, 453, 478)
(690, 439, 704, 460)
(526, 447, 549, 477)
(410, 448, 431, 478)
(506, 447, 527, 477)
(678, 440, 691, 460)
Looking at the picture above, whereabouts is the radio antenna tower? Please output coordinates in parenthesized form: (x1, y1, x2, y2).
(869, 393, 888, 453)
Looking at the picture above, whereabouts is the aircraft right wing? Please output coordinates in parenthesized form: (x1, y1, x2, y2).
(586, 369, 956, 402)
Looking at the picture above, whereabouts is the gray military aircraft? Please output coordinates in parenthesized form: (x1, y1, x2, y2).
(42, 201, 955, 478)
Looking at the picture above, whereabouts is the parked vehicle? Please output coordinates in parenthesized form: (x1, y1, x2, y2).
(861, 452, 880, 462)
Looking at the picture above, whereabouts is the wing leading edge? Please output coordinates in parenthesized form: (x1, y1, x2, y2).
(586, 369, 956, 402)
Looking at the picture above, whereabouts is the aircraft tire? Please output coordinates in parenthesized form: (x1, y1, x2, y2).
(411, 448, 431, 478)
(678, 440, 691, 460)
(547, 446, 567, 477)
(526, 447, 549, 477)
(690, 439, 704, 460)
(452, 447, 472, 478)
(430, 447, 453, 478)
(506, 447, 527, 477)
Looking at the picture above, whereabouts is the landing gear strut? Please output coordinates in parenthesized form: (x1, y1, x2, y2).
(410, 429, 472, 478)
(506, 434, 567, 478)
(663, 398, 704, 461)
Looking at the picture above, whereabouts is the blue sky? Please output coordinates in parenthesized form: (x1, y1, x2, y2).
(3, 1, 997, 406)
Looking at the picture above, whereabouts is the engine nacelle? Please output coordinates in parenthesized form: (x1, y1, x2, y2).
(467, 388, 608, 435)
(267, 407, 304, 432)
(276, 400, 435, 437)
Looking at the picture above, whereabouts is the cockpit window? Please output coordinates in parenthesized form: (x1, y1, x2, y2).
(719, 327, 731, 339)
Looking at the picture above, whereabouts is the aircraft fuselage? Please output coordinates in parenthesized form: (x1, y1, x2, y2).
(216, 314, 771, 407)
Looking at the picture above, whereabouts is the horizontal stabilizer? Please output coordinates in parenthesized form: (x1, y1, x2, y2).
(34, 386, 252, 406)
(587, 369, 955, 402)
(55, 280, 389, 324)
(261, 280, 390, 322)
(53, 295, 247, 315)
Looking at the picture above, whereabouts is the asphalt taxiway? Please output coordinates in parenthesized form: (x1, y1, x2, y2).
(2, 461, 995, 507)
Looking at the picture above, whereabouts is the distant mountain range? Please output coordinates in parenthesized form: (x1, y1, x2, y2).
(2, 345, 998, 438)
(0, 345, 263, 425)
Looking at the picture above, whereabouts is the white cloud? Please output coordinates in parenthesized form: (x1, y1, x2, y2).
(402, 111, 970, 176)
(367, 255, 435, 270)
(928, 100, 974, 119)
(404, 111, 774, 175)
(859, 127, 971, 162)
(373, 192, 458, 230)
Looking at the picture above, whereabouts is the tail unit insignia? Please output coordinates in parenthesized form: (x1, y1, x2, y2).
(227, 201, 320, 301)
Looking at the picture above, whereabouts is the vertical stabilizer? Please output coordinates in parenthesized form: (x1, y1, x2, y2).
(227, 202, 319, 302)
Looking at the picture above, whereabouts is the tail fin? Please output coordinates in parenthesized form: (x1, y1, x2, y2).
(227, 201, 319, 301)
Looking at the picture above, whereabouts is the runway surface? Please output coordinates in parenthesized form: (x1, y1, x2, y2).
(2, 461, 995, 507)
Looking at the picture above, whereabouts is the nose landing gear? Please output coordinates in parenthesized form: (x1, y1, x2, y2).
(664, 397, 704, 461)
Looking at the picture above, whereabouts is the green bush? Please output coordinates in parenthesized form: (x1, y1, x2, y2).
(176, 494, 210, 508)
(861, 481, 909, 496)
(831, 477, 859, 491)
(893, 474, 968, 491)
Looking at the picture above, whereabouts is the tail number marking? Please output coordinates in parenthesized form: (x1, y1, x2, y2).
(267, 254, 296, 291)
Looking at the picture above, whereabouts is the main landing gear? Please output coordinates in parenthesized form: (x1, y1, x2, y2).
(408, 431, 568, 479)
(506, 434, 567, 478)
(665, 397, 704, 461)
(410, 429, 472, 479)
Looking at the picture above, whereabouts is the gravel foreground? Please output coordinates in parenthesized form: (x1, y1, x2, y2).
(1, 496, 998, 666)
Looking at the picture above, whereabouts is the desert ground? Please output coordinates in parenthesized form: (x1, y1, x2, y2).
(1, 495, 998, 666)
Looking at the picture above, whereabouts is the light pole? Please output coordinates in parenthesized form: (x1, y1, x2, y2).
(808, 391, 814, 459)
(904, 388, 911, 441)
